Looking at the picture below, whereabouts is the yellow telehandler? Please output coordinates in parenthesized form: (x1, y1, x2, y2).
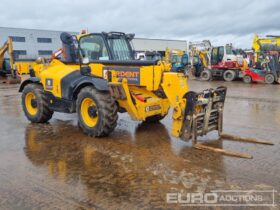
(19, 32, 272, 158)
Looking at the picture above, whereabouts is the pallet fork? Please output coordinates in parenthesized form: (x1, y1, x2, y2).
(181, 87, 273, 159)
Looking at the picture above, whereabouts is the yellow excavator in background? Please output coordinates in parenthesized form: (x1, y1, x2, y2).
(0, 37, 21, 83)
(0, 37, 35, 83)
(197, 50, 210, 68)
(242, 35, 280, 84)
(189, 40, 211, 77)
(252, 34, 280, 63)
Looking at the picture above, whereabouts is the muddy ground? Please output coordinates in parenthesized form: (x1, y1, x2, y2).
(0, 79, 279, 210)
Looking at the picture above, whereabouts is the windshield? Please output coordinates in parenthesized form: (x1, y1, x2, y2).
(107, 36, 133, 60)
(145, 55, 154, 61)
(79, 34, 109, 61)
(226, 45, 234, 55)
(171, 55, 182, 63)
(146, 54, 161, 61)
(193, 56, 199, 64)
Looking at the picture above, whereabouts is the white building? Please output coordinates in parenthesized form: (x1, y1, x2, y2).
(131, 38, 187, 53)
(0, 27, 77, 60)
(0, 27, 187, 59)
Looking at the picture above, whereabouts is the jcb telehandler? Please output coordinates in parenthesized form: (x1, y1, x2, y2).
(19, 32, 272, 158)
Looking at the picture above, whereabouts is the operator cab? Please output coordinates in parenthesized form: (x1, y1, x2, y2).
(0, 58, 12, 76)
(211, 45, 236, 65)
(59, 31, 159, 66)
(79, 32, 134, 61)
(77, 32, 157, 66)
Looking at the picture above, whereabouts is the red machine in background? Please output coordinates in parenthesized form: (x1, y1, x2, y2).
(243, 53, 280, 84)
(199, 44, 247, 81)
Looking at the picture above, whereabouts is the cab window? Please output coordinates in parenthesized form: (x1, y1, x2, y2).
(107, 36, 133, 60)
(211, 48, 219, 64)
(80, 35, 109, 61)
(218, 46, 224, 61)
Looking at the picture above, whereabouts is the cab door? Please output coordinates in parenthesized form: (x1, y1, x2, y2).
(211, 47, 219, 65)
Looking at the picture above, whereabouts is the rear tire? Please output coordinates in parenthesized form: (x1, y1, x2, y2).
(76, 86, 118, 137)
(264, 73, 275, 84)
(223, 70, 236, 81)
(22, 83, 53, 123)
(200, 69, 212, 81)
(243, 75, 252, 84)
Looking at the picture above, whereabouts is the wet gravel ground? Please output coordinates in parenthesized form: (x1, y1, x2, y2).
(0, 79, 279, 210)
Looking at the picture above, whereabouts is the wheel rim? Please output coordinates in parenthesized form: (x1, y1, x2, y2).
(266, 75, 274, 83)
(225, 72, 233, 79)
(244, 76, 251, 83)
(81, 97, 98, 127)
(25, 92, 38, 116)
(201, 72, 209, 79)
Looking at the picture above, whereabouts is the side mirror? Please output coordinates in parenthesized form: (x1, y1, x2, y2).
(80, 65, 91, 75)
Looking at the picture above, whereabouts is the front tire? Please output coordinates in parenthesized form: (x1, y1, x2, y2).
(22, 83, 53, 123)
(243, 75, 252, 84)
(77, 86, 118, 137)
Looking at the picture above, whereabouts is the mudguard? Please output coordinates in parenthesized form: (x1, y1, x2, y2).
(60, 71, 109, 100)
(19, 77, 41, 92)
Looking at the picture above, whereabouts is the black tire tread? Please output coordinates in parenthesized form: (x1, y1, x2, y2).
(264, 74, 275, 84)
(200, 69, 212, 81)
(77, 86, 118, 137)
(22, 83, 53, 123)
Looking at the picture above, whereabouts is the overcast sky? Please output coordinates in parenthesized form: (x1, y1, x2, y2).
(0, 0, 279, 48)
